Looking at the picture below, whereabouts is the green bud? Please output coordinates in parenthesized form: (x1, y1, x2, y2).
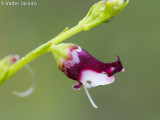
(50, 43, 76, 67)
(79, 0, 129, 31)
(0, 55, 19, 85)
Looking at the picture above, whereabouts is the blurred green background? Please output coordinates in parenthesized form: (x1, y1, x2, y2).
(0, 0, 160, 120)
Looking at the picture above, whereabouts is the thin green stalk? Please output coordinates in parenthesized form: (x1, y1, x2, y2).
(7, 24, 83, 79)
(0, 0, 129, 84)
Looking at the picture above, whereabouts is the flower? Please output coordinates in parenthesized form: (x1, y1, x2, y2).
(52, 43, 124, 90)
(51, 43, 124, 108)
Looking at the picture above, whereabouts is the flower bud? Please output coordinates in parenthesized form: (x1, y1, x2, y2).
(0, 55, 19, 85)
(51, 43, 124, 90)
(79, 0, 129, 30)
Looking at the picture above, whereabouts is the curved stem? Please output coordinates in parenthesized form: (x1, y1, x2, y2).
(7, 24, 83, 80)
(11, 64, 37, 97)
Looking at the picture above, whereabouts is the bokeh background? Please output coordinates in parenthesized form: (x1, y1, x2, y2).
(0, 0, 160, 120)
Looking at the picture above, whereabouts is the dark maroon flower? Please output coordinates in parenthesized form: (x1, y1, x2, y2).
(52, 43, 124, 90)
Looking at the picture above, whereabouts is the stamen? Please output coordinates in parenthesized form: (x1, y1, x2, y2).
(11, 65, 36, 97)
(83, 86, 98, 109)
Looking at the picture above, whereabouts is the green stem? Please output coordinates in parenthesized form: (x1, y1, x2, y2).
(7, 24, 83, 79)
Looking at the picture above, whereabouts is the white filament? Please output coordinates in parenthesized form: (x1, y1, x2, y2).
(12, 65, 36, 97)
(83, 86, 98, 109)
